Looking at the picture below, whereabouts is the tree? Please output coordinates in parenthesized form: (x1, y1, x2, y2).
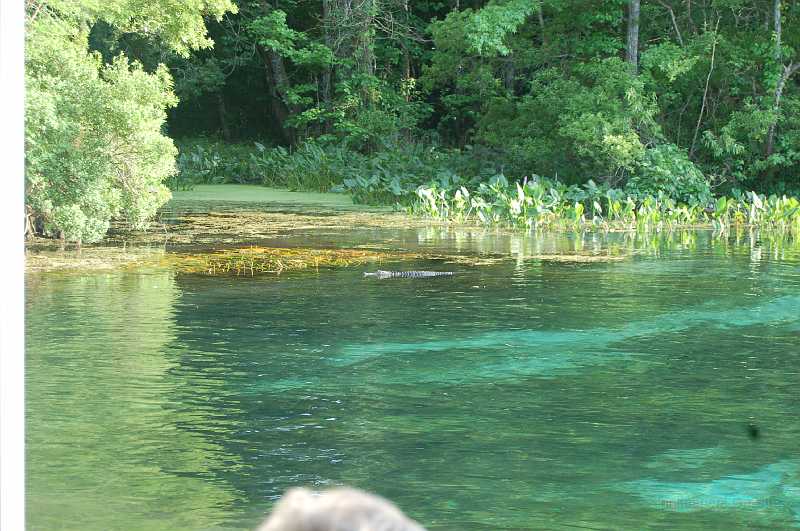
(766, 0, 800, 158)
(25, 0, 235, 243)
(58, 0, 799, 196)
(626, 0, 640, 73)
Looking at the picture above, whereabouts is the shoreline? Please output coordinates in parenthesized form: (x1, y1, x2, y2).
(25, 185, 798, 274)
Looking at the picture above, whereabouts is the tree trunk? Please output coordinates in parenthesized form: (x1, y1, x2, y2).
(503, 56, 515, 93)
(657, 0, 683, 46)
(537, 5, 547, 46)
(257, 44, 294, 144)
(689, 18, 720, 158)
(268, 49, 292, 105)
(359, 0, 376, 77)
(25, 205, 37, 240)
(321, 0, 333, 107)
(765, 0, 798, 158)
(257, 0, 298, 144)
(773, 0, 781, 61)
(626, 0, 640, 73)
(217, 94, 231, 141)
(686, 0, 696, 35)
(324, 1, 376, 87)
(402, 0, 411, 81)
(766, 62, 800, 156)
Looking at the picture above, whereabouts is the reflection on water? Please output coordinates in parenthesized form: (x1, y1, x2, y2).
(26, 271, 243, 530)
(27, 229, 800, 530)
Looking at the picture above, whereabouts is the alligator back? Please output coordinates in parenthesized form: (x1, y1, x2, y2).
(363, 270, 455, 279)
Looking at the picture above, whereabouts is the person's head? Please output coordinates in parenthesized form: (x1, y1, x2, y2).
(258, 487, 425, 531)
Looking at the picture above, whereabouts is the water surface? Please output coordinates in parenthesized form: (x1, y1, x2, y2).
(27, 228, 800, 530)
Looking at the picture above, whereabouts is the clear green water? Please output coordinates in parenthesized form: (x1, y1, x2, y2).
(27, 229, 800, 530)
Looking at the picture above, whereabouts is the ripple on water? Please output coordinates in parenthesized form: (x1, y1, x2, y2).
(25, 230, 800, 530)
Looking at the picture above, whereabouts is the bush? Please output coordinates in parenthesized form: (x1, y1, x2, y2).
(172, 138, 271, 189)
(26, 17, 176, 243)
(477, 58, 660, 183)
(246, 139, 489, 203)
(256, 142, 361, 191)
(626, 144, 712, 206)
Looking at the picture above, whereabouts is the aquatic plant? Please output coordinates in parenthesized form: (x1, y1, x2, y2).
(231, 139, 491, 201)
(411, 176, 800, 233)
(168, 246, 404, 276)
(620, 459, 800, 522)
(25, 247, 167, 273)
(255, 142, 360, 192)
(172, 139, 274, 190)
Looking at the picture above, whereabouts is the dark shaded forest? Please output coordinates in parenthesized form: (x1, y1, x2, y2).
(160, 1, 800, 190)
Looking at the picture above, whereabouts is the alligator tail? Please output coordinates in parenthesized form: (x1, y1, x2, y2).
(364, 270, 455, 279)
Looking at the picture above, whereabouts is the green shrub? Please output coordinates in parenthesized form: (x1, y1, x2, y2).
(172, 138, 271, 188)
(26, 17, 176, 243)
(242, 139, 485, 201)
(477, 59, 660, 182)
(626, 144, 712, 206)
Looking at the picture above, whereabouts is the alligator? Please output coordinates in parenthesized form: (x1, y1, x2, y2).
(363, 270, 455, 279)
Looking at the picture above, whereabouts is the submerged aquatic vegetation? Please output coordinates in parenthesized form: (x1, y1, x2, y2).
(153, 209, 432, 247)
(620, 459, 800, 522)
(167, 246, 412, 275)
(25, 247, 167, 273)
(319, 293, 800, 377)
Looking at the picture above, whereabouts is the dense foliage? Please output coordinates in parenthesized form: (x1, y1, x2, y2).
(411, 174, 800, 232)
(26, 0, 800, 241)
(173, 137, 494, 200)
(161, 0, 800, 193)
(25, 0, 233, 242)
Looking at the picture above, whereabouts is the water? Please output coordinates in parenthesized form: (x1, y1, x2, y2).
(26, 228, 800, 530)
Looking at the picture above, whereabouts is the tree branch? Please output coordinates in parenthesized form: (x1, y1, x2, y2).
(766, 62, 800, 156)
(690, 18, 720, 158)
(657, 0, 684, 46)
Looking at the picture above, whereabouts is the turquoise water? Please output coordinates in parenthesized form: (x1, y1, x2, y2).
(26, 229, 800, 530)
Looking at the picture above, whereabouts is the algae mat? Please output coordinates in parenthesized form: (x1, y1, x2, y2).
(26, 185, 636, 273)
(171, 185, 363, 206)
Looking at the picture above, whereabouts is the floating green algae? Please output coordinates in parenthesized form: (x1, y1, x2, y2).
(171, 184, 364, 207)
(166, 246, 412, 275)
